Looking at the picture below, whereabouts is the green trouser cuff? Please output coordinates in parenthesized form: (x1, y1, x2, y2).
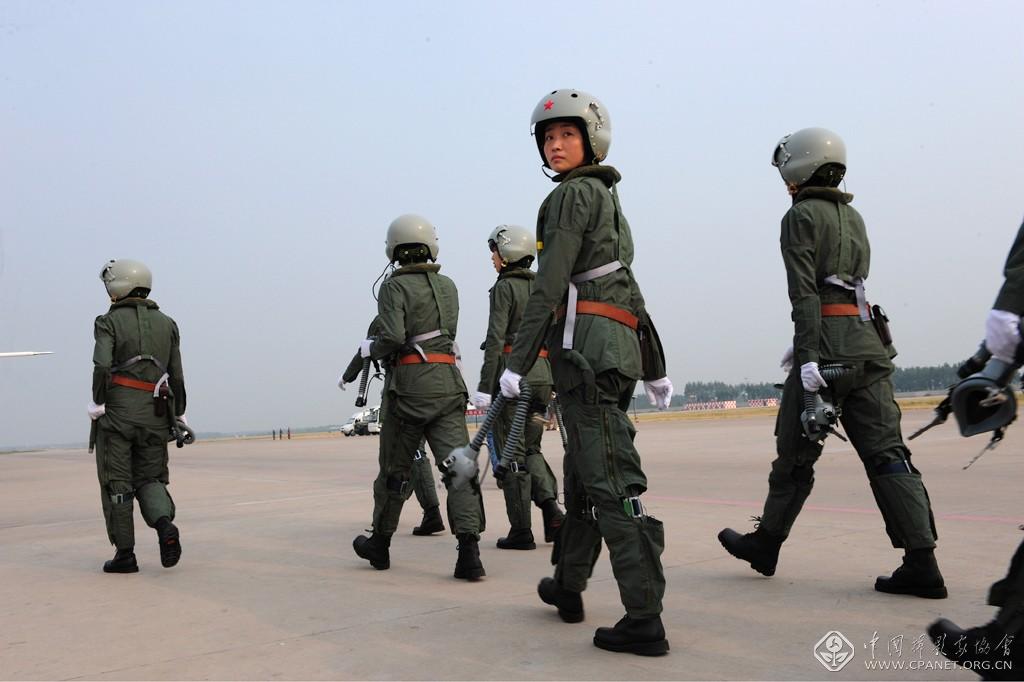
(372, 475, 411, 535)
(502, 470, 532, 529)
(599, 511, 666, 618)
(870, 474, 936, 549)
(554, 514, 602, 593)
(525, 453, 558, 505)
(411, 455, 440, 509)
(108, 498, 135, 550)
(446, 482, 483, 537)
(136, 481, 175, 527)
(760, 465, 814, 539)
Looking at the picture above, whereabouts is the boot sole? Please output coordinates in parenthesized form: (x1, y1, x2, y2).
(593, 637, 670, 656)
(103, 562, 139, 574)
(454, 567, 486, 580)
(496, 541, 537, 550)
(158, 526, 181, 568)
(412, 523, 445, 536)
(717, 531, 776, 577)
(874, 580, 948, 599)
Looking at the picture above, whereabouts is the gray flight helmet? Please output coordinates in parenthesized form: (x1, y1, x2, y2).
(771, 127, 847, 186)
(487, 224, 536, 266)
(385, 213, 439, 262)
(530, 89, 611, 167)
(100, 259, 152, 301)
(951, 357, 1019, 437)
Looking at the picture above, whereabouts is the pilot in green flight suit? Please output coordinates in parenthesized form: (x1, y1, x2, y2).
(350, 214, 485, 580)
(471, 224, 565, 551)
(718, 127, 946, 599)
(340, 322, 445, 537)
(501, 90, 673, 656)
(89, 259, 187, 573)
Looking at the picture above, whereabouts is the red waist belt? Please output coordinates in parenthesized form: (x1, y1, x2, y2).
(821, 303, 869, 317)
(503, 345, 549, 358)
(397, 353, 457, 366)
(555, 300, 639, 330)
(111, 374, 157, 392)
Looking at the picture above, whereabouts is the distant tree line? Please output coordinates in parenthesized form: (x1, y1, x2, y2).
(678, 361, 1016, 404)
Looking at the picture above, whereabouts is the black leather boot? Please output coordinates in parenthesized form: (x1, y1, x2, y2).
(497, 527, 536, 550)
(412, 506, 445, 536)
(593, 614, 670, 656)
(155, 517, 181, 568)
(875, 548, 947, 599)
(454, 534, 485, 580)
(353, 533, 391, 570)
(541, 498, 565, 544)
(928, 618, 1020, 680)
(537, 577, 584, 623)
(103, 547, 139, 574)
(718, 527, 783, 577)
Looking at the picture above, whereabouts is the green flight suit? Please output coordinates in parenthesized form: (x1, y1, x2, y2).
(759, 186, 937, 551)
(507, 165, 666, 619)
(361, 263, 481, 539)
(986, 219, 1024, 635)
(478, 267, 558, 531)
(342, 327, 440, 515)
(91, 297, 186, 550)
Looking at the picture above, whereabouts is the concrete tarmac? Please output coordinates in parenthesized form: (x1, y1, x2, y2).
(1, 410, 1021, 680)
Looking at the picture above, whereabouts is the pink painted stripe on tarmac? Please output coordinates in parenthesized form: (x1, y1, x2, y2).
(645, 495, 1023, 525)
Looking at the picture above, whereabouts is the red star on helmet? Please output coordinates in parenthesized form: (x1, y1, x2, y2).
(543, 100, 553, 110)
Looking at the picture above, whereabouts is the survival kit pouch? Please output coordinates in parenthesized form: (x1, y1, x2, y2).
(637, 310, 667, 380)
(871, 304, 893, 347)
(154, 383, 170, 418)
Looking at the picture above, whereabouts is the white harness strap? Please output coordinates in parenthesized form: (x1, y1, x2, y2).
(824, 275, 870, 321)
(562, 261, 624, 350)
(406, 330, 443, 362)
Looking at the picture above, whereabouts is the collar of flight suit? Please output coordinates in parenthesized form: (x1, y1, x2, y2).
(496, 267, 534, 282)
(108, 297, 160, 311)
(552, 163, 622, 187)
(793, 186, 854, 206)
(391, 262, 442, 277)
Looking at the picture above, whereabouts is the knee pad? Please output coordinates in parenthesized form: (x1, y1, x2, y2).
(868, 449, 920, 476)
(385, 475, 412, 499)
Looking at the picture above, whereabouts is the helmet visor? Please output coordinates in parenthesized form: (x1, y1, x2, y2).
(772, 136, 792, 168)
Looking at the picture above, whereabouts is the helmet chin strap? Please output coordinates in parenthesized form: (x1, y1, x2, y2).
(541, 163, 557, 179)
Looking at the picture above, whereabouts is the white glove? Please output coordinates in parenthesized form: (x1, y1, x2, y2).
(337, 371, 347, 390)
(780, 345, 794, 374)
(471, 391, 492, 409)
(87, 401, 106, 420)
(359, 339, 374, 359)
(644, 377, 674, 410)
(800, 361, 827, 392)
(499, 369, 523, 398)
(178, 414, 189, 426)
(985, 309, 1022, 363)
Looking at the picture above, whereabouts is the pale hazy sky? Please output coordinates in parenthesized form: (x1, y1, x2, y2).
(1, 1, 1022, 447)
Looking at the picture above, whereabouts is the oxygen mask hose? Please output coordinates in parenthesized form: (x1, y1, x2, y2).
(553, 398, 568, 450)
(355, 357, 372, 408)
(494, 383, 533, 481)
